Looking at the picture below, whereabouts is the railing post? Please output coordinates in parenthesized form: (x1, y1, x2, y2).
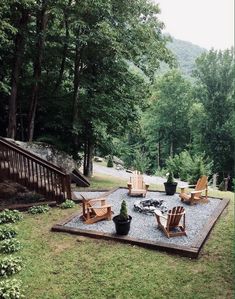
(65, 174, 72, 200)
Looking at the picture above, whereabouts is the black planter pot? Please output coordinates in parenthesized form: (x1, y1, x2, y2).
(164, 182, 178, 195)
(113, 215, 132, 235)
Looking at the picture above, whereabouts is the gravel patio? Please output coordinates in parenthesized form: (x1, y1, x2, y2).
(52, 188, 229, 258)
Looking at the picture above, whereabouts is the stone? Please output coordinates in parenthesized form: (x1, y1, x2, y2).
(94, 156, 103, 162)
(113, 156, 124, 166)
(115, 164, 124, 170)
(134, 198, 168, 215)
(6, 138, 80, 173)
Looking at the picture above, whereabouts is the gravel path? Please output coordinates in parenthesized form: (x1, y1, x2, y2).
(69, 189, 221, 247)
(93, 163, 187, 186)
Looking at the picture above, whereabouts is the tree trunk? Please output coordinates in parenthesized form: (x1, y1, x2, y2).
(83, 141, 88, 175)
(28, 1, 48, 141)
(157, 141, 161, 168)
(7, 8, 30, 139)
(73, 45, 81, 128)
(170, 140, 173, 157)
(83, 137, 94, 177)
(53, 1, 71, 93)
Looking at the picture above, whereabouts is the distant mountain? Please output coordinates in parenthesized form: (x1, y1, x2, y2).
(167, 36, 207, 77)
(128, 36, 207, 80)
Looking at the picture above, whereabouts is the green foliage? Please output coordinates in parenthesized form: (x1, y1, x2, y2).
(0, 210, 23, 225)
(142, 69, 193, 171)
(59, 200, 76, 209)
(154, 167, 168, 178)
(119, 200, 129, 221)
(132, 149, 151, 174)
(107, 156, 114, 168)
(165, 36, 206, 77)
(0, 256, 23, 277)
(0, 226, 17, 241)
(193, 48, 234, 177)
(166, 150, 213, 184)
(0, 279, 24, 299)
(0, 0, 174, 175)
(166, 172, 174, 184)
(0, 239, 21, 254)
(28, 205, 50, 215)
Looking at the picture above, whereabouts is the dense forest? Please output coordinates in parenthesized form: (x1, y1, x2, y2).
(0, 0, 234, 188)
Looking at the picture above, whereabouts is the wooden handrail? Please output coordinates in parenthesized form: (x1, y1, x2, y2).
(0, 138, 66, 175)
(0, 137, 71, 203)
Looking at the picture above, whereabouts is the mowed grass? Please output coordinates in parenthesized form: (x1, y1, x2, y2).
(1, 174, 233, 299)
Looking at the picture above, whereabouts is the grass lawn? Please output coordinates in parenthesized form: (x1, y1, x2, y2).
(1, 174, 233, 299)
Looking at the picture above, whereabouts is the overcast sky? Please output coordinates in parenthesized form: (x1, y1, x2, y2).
(155, 0, 234, 50)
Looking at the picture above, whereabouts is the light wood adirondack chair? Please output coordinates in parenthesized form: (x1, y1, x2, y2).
(179, 175, 208, 205)
(127, 171, 149, 197)
(155, 206, 186, 238)
(80, 194, 112, 224)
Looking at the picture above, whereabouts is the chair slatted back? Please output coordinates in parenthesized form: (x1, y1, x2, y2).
(195, 176, 208, 195)
(130, 171, 144, 189)
(167, 206, 185, 227)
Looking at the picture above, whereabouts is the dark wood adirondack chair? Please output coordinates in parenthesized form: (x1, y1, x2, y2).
(179, 175, 208, 205)
(127, 171, 149, 197)
(80, 194, 112, 224)
(154, 206, 186, 238)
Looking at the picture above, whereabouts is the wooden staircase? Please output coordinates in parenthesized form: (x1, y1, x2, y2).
(0, 137, 71, 203)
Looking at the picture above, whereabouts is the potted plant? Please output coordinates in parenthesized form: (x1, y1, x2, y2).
(164, 172, 177, 195)
(113, 200, 132, 235)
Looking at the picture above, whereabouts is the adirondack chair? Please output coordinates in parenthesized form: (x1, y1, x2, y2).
(127, 171, 149, 197)
(80, 194, 112, 224)
(155, 206, 186, 238)
(179, 175, 208, 205)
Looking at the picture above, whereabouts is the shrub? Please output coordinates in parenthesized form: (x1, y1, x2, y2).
(188, 155, 213, 184)
(132, 150, 151, 174)
(119, 200, 129, 221)
(0, 256, 23, 277)
(0, 279, 24, 299)
(0, 239, 21, 254)
(166, 151, 192, 180)
(59, 200, 76, 209)
(28, 205, 49, 214)
(166, 150, 213, 183)
(0, 226, 17, 241)
(166, 172, 174, 184)
(155, 167, 168, 178)
(0, 210, 23, 224)
(107, 155, 114, 167)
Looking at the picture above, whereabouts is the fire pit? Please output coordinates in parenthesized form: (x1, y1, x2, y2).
(133, 198, 168, 215)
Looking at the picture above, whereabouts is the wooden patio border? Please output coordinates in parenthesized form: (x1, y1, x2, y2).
(51, 187, 230, 258)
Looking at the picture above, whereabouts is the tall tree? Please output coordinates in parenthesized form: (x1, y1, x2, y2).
(143, 69, 193, 168)
(193, 48, 235, 176)
(70, 0, 174, 176)
(28, 0, 49, 141)
(8, 4, 30, 139)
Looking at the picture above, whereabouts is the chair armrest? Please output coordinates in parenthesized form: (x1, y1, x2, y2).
(154, 210, 167, 219)
(89, 198, 106, 203)
(88, 205, 112, 210)
(191, 189, 206, 194)
(179, 184, 195, 189)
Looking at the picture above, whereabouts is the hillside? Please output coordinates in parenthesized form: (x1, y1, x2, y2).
(156, 36, 207, 78)
(167, 36, 207, 77)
